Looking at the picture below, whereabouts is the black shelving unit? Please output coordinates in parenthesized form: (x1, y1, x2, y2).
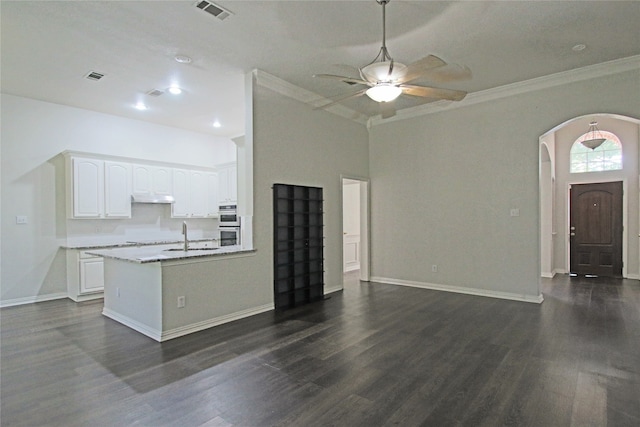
(273, 184, 324, 310)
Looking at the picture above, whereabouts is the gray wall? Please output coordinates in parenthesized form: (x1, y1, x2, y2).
(368, 69, 640, 299)
(250, 85, 370, 294)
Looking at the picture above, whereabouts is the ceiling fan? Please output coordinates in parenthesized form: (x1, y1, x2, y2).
(314, 0, 471, 118)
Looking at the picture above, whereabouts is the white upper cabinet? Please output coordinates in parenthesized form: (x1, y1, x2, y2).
(104, 161, 131, 218)
(65, 152, 228, 220)
(171, 168, 216, 218)
(72, 157, 104, 218)
(206, 172, 219, 217)
(152, 167, 172, 196)
(68, 156, 131, 219)
(132, 164, 152, 196)
(132, 164, 172, 197)
(189, 170, 207, 218)
(218, 164, 237, 204)
(171, 168, 190, 218)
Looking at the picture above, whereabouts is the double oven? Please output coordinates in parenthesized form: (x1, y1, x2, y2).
(218, 204, 240, 246)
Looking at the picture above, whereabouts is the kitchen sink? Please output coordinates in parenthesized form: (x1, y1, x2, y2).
(164, 247, 219, 252)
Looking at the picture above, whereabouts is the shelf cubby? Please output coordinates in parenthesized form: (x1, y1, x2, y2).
(273, 183, 324, 310)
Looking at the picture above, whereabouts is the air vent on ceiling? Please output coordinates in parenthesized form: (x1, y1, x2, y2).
(195, 0, 232, 21)
(85, 71, 105, 81)
(146, 89, 165, 97)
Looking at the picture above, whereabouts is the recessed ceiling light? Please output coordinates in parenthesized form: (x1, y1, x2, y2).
(213, 121, 221, 128)
(174, 55, 192, 64)
(572, 44, 586, 52)
(168, 85, 182, 95)
(134, 102, 148, 111)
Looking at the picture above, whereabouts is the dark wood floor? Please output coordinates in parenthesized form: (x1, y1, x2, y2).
(2, 273, 639, 426)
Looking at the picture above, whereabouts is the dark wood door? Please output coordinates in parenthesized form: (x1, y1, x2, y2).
(570, 181, 623, 277)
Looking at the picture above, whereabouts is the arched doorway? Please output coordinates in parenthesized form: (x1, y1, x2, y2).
(539, 114, 640, 279)
(539, 142, 554, 278)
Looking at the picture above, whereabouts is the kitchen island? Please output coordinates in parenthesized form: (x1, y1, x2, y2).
(88, 244, 264, 342)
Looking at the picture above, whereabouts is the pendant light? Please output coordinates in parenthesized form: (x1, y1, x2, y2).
(581, 121, 607, 150)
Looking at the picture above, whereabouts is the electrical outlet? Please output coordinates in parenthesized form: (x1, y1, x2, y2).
(16, 215, 27, 224)
(432, 265, 438, 273)
(116, 288, 120, 297)
(177, 296, 186, 308)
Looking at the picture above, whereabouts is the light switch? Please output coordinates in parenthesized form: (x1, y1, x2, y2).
(510, 209, 520, 217)
(16, 215, 28, 224)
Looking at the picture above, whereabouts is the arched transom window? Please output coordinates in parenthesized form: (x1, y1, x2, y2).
(570, 130, 623, 173)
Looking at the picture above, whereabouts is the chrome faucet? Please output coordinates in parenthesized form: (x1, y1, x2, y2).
(182, 221, 189, 251)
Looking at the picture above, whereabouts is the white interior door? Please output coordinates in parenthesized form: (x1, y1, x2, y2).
(343, 181, 361, 272)
(342, 177, 370, 281)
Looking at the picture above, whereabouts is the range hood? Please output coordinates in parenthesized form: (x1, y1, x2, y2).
(131, 195, 175, 204)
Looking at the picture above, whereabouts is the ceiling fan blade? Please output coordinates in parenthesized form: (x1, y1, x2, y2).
(401, 84, 467, 101)
(314, 88, 369, 110)
(380, 101, 396, 119)
(313, 74, 370, 86)
(399, 55, 447, 84)
(410, 64, 472, 84)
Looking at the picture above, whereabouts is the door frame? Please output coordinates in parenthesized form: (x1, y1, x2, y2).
(341, 175, 370, 282)
(566, 178, 628, 278)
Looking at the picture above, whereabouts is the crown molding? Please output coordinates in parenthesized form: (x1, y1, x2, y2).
(252, 69, 368, 125)
(252, 55, 639, 129)
(368, 55, 640, 127)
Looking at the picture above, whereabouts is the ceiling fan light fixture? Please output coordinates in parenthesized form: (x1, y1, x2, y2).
(366, 83, 402, 103)
(361, 61, 406, 82)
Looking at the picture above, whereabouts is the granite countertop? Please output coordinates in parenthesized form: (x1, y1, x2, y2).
(87, 244, 255, 264)
(62, 238, 218, 250)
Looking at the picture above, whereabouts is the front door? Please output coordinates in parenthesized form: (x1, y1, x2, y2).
(569, 181, 623, 277)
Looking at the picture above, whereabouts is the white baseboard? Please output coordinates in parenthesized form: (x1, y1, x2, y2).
(344, 264, 360, 272)
(103, 303, 275, 342)
(626, 274, 640, 280)
(102, 308, 162, 341)
(160, 304, 274, 341)
(68, 292, 104, 303)
(370, 276, 544, 304)
(324, 286, 343, 295)
(0, 292, 68, 308)
(541, 271, 555, 279)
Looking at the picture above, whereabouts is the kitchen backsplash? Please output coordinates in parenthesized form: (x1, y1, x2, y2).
(65, 203, 219, 246)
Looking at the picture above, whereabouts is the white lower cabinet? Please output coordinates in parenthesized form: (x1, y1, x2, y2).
(80, 254, 105, 293)
(66, 250, 104, 302)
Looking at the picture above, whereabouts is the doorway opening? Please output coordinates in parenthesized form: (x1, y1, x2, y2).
(539, 113, 639, 281)
(341, 177, 370, 283)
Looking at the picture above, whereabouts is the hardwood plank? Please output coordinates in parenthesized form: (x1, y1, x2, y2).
(1, 274, 639, 426)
